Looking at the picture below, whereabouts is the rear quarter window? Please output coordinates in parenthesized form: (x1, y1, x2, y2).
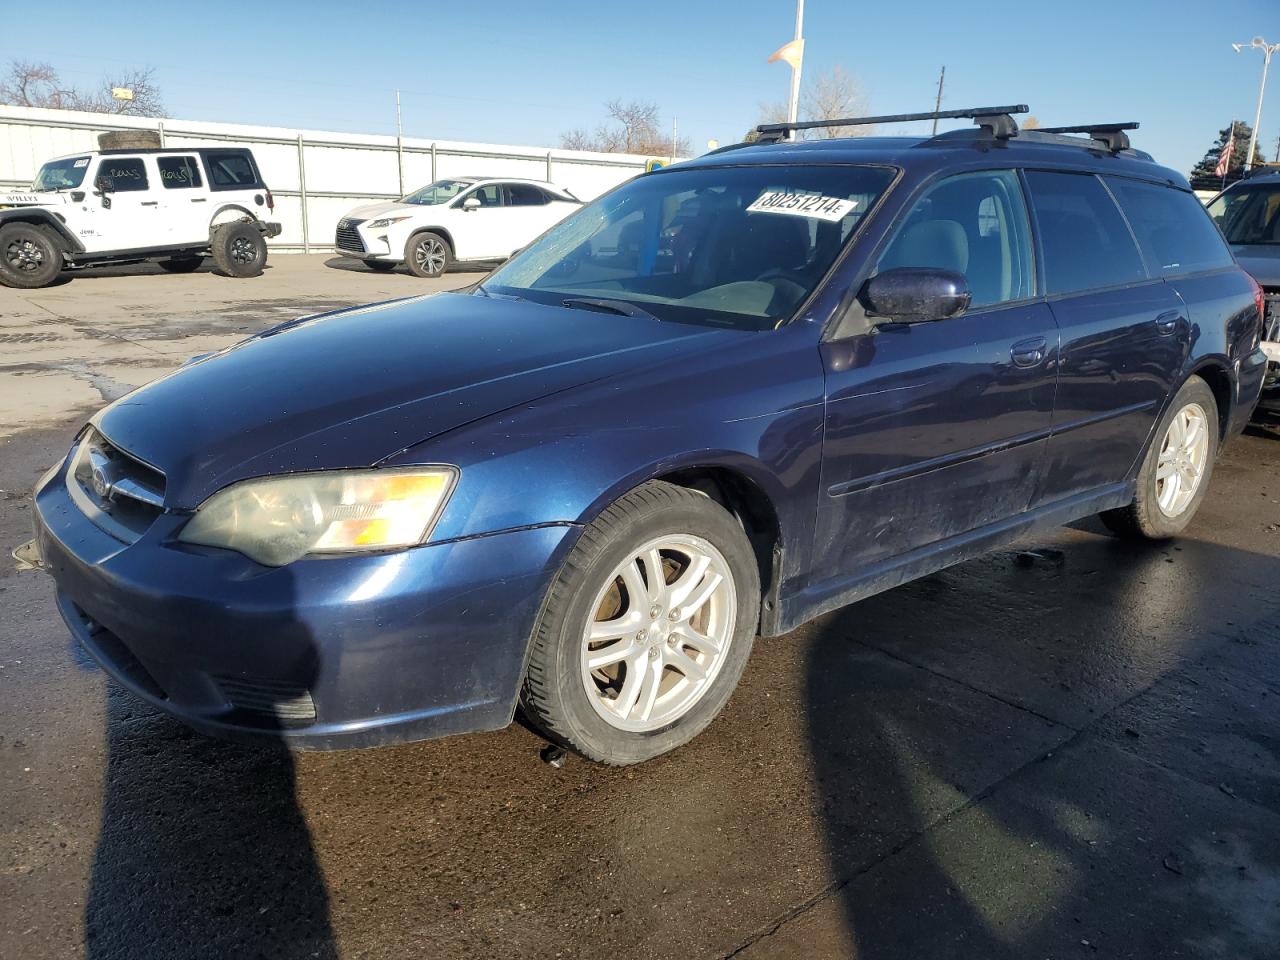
(204, 151, 259, 189)
(1106, 177, 1234, 276)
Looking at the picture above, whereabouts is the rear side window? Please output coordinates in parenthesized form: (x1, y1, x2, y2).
(99, 157, 148, 192)
(205, 151, 258, 189)
(1025, 171, 1146, 295)
(507, 183, 550, 206)
(1106, 177, 1234, 275)
(877, 170, 1034, 308)
(157, 156, 202, 190)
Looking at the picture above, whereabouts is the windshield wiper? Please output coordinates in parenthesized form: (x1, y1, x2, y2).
(561, 297, 661, 322)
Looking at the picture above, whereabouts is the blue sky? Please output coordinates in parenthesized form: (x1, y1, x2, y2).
(12, 0, 1277, 175)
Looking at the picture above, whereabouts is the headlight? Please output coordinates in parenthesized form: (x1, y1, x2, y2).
(366, 216, 411, 229)
(178, 467, 457, 566)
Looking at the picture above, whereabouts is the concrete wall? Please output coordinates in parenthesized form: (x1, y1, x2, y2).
(0, 105, 658, 252)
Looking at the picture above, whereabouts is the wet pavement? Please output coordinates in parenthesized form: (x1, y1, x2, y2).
(2, 261, 1280, 958)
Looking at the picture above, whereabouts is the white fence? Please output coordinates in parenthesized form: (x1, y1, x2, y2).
(0, 105, 657, 252)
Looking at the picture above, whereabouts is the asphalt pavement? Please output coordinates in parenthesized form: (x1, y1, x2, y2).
(2, 257, 1279, 959)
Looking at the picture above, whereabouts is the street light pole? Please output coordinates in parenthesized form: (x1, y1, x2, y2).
(1233, 37, 1278, 172)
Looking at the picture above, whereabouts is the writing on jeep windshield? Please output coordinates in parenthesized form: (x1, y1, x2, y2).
(484, 165, 893, 330)
(1207, 186, 1280, 245)
(33, 157, 90, 191)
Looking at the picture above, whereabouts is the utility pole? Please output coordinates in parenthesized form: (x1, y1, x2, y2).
(671, 117, 678, 163)
(395, 89, 405, 197)
(787, 0, 805, 130)
(1232, 38, 1278, 172)
(931, 66, 946, 134)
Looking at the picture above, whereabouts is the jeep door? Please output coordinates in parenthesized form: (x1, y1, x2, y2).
(86, 156, 162, 252)
(815, 169, 1058, 577)
(447, 183, 509, 260)
(1024, 171, 1188, 503)
(154, 154, 210, 246)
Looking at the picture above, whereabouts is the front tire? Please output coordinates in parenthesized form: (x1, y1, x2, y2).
(1101, 377, 1218, 540)
(0, 222, 63, 289)
(404, 231, 450, 278)
(521, 481, 760, 765)
(210, 222, 267, 278)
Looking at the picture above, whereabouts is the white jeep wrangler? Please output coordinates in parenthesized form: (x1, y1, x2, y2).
(0, 147, 282, 288)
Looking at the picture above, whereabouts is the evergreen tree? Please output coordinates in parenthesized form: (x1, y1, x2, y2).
(1189, 122, 1265, 189)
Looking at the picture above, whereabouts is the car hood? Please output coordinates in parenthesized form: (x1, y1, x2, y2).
(94, 292, 728, 508)
(343, 200, 421, 221)
(1233, 244, 1280, 288)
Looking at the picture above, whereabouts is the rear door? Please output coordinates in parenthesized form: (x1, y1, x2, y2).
(815, 169, 1058, 575)
(155, 154, 209, 245)
(503, 183, 563, 254)
(1026, 171, 1188, 503)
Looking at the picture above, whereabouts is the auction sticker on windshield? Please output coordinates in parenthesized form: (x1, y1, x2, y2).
(747, 191, 859, 222)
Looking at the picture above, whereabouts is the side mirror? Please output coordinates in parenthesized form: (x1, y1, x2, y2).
(859, 267, 971, 324)
(461, 197, 481, 212)
(93, 175, 115, 194)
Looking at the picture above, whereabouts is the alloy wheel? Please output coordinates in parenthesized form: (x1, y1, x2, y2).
(5, 236, 44, 273)
(580, 534, 736, 732)
(1155, 401, 1209, 517)
(229, 236, 258, 265)
(415, 237, 447, 274)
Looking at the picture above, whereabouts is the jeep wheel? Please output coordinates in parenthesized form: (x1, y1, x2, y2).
(520, 480, 760, 765)
(0, 223, 63, 289)
(405, 232, 450, 278)
(365, 259, 397, 272)
(158, 256, 204, 273)
(210, 222, 267, 278)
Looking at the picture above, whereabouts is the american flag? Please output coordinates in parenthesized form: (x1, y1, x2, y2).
(1215, 137, 1235, 177)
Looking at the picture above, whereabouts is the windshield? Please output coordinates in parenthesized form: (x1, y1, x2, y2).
(483, 164, 895, 330)
(402, 179, 472, 206)
(33, 156, 90, 191)
(1207, 185, 1280, 245)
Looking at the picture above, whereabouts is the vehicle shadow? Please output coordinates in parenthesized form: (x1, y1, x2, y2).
(321, 255, 497, 278)
(83, 571, 336, 960)
(801, 524, 1280, 957)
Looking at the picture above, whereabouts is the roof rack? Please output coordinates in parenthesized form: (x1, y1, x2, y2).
(1033, 122, 1139, 153)
(752, 104, 1030, 145)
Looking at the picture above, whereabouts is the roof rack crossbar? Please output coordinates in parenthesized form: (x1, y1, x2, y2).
(753, 104, 1029, 144)
(1033, 122, 1139, 152)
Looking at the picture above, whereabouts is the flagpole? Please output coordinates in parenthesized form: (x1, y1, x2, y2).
(787, 0, 805, 133)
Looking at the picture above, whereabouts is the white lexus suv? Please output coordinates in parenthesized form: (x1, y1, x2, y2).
(0, 147, 281, 288)
(334, 177, 581, 277)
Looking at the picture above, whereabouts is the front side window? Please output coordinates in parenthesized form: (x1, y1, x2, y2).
(205, 151, 257, 188)
(157, 155, 202, 190)
(402, 179, 470, 205)
(1207, 184, 1280, 246)
(1024, 171, 1147, 295)
(33, 156, 90, 191)
(1107, 177, 1233, 275)
(98, 157, 149, 192)
(876, 170, 1034, 308)
(484, 164, 894, 330)
(462, 184, 504, 208)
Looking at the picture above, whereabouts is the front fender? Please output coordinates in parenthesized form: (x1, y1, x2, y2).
(0, 208, 84, 253)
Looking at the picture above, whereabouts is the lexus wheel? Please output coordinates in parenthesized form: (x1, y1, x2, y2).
(404, 232, 450, 278)
(521, 480, 760, 765)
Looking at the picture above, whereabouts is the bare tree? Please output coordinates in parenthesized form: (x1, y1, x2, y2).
(753, 67, 871, 140)
(1022, 115, 1041, 130)
(561, 99, 690, 156)
(0, 61, 164, 117)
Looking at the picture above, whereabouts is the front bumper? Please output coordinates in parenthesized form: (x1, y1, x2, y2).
(1256, 341, 1280, 418)
(33, 459, 575, 749)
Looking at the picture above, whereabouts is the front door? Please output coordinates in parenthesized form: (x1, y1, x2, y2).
(813, 169, 1058, 590)
(448, 183, 509, 260)
(84, 156, 161, 252)
(1023, 170, 1188, 503)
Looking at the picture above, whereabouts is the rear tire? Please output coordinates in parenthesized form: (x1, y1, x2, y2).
(158, 256, 204, 273)
(520, 481, 760, 765)
(404, 231, 450, 278)
(210, 221, 267, 278)
(0, 222, 63, 289)
(1101, 377, 1218, 540)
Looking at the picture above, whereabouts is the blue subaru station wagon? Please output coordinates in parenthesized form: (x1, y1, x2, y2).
(26, 106, 1270, 765)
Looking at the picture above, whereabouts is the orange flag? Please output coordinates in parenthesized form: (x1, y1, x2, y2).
(767, 39, 805, 69)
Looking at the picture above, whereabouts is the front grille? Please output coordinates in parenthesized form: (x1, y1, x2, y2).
(68, 429, 166, 542)
(1264, 291, 1280, 344)
(214, 675, 317, 724)
(335, 218, 365, 253)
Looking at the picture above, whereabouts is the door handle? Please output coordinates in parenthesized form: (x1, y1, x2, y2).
(190, 198, 207, 203)
(140, 201, 158, 207)
(1154, 310, 1184, 336)
(1010, 336, 1047, 368)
